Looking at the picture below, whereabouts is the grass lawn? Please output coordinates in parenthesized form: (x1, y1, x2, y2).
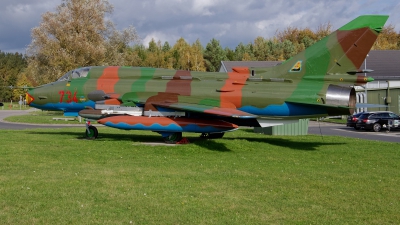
(4, 110, 85, 124)
(0, 127, 399, 224)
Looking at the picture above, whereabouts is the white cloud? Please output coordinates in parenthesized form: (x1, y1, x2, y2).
(142, 31, 180, 47)
(0, 0, 399, 53)
(191, 0, 219, 16)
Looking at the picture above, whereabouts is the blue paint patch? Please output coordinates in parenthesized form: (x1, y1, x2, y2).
(64, 112, 79, 117)
(30, 101, 95, 113)
(102, 121, 233, 133)
(239, 102, 327, 117)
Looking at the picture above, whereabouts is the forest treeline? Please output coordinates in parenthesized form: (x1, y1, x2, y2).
(1, 0, 400, 102)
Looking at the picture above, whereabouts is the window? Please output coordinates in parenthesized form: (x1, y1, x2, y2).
(56, 67, 91, 82)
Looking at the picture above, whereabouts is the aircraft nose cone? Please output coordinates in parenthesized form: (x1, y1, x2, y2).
(26, 91, 35, 105)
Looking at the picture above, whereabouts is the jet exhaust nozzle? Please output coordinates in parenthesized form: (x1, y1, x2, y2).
(325, 85, 356, 115)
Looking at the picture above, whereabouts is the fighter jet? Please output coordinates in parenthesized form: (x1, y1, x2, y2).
(26, 15, 388, 143)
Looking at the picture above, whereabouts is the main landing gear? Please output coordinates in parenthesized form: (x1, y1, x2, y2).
(161, 132, 188, 144)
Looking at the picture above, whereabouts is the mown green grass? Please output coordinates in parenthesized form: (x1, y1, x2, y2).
(1, 127, 399, 224)
(4, 110, 85, 124)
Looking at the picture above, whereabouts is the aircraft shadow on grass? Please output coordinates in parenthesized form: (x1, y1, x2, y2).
(27, 130, 345, 152)
(226, 136, 345, 151)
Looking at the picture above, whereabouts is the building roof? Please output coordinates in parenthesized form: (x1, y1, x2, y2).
(360, 50, 400, 81)
(219, 50, 400, 81)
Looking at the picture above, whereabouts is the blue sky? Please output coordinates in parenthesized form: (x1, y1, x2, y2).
(0, 0, 399, 54)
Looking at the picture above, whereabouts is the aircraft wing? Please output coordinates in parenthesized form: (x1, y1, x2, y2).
(120, 92, 258, 119)
(153, 102, 257, 119)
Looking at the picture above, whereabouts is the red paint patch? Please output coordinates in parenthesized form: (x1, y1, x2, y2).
(103, 99, 122, 105)
(337, 28, 378, 69)
(355, 75, 369, 84)
(220, 73, 249, 108)
(166, 70, 192, 95)
(97, 67, 120, 94)
(232, 67, 250, 74)
(144, 92, 179, 111)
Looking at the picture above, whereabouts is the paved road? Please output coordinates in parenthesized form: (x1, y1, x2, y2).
(1, 110, 399, 143)
(308, 121, 400, 143)
(0, 109, 84, 130)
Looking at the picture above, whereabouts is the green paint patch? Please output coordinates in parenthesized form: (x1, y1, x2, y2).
(0, 127, 399, 224)
(339, 15, 389, 32)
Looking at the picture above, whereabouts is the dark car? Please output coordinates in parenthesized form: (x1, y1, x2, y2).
(355, 111, 400, 132)
(346, 112, 364, 130)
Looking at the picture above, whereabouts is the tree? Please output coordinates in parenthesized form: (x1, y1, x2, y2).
(203, 38, 227, 72)
(13, 72, 33, 102)
(225, 47, 235, 61)
(105, 25, 139, 66)
(162, 42, 171, 52)
(265, 39, 283, 61)
(148, 39, 158, 53)
(373, 25, 400, 50)
(190, 39, 206, 71)
(0, 52, 27, 101)
(282, 40, 296, 60)
(170, 38, 193, 70)
(27, 0, 138, 85)
(161, 42, 174, 69)
(130, 44, 147, 67)
(234, 42, 246, 61)
(144, 39, 166, 68)
(253, 36, 268, 61)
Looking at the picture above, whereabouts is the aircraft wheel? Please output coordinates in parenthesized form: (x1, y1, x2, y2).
(200, 132, 225, 139)
(86, 125, 98, 139)
(163, 132, 182, 143)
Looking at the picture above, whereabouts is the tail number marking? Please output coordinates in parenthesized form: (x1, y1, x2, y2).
(59, 90, 78, 103)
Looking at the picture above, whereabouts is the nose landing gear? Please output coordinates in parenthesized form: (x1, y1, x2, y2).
(85, 121, 98, 139)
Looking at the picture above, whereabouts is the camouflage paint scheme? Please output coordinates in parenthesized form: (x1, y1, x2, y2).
(26, 15, 388, 142)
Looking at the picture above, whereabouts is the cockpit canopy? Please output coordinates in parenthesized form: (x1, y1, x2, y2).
(57, 67, 91, 82)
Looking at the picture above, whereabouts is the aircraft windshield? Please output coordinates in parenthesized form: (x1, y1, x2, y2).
(57, 67, 91, 82)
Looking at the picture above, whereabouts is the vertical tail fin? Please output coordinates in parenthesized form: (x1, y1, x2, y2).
(326, 15, 388, 75)
(253, 15, 389, 79)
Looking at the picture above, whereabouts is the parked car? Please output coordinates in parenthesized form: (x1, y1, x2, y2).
(346, 112, 364, 130)
(355, 111, 400, 132)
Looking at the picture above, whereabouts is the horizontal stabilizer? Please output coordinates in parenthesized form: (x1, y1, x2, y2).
(257, 119, 299, 127)
(356, 103, 388, 108)
(347, 69, 374, 75)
